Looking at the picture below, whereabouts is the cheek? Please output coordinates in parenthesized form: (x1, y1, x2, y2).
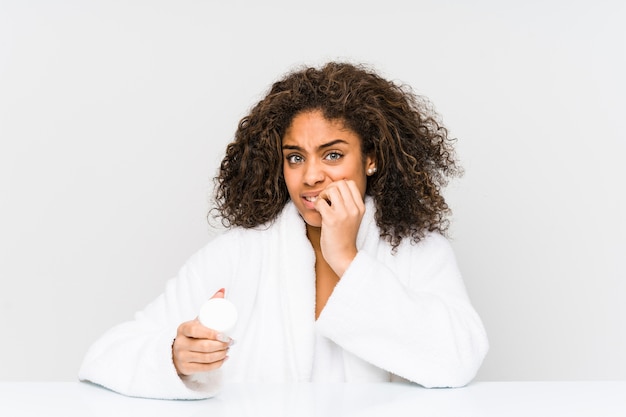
(350, 170, 368, 197)
(283, 171, 298, 196)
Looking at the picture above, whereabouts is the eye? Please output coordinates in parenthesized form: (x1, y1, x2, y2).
(285, 154, 303, 164)
(324, 151, 343, 161)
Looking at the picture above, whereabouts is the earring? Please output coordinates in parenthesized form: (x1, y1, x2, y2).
(367, 167, 377, 176)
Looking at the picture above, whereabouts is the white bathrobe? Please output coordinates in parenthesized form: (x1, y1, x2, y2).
(78, 198, 489, 399)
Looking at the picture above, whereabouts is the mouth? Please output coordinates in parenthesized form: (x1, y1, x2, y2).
(301, 193, 323, 209)
(301, 193, 331, 208)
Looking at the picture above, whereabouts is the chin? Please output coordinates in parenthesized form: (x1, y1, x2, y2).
(305, 219, 322, 228)
(299, 211, 322, 228)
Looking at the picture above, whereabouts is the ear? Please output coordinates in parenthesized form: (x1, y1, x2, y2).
(365, 154, 377, 176)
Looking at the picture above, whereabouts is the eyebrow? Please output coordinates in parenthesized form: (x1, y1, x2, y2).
(282, 139, 348, 152)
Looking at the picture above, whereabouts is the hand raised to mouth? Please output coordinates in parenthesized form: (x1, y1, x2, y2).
(313, 179, 366, 277)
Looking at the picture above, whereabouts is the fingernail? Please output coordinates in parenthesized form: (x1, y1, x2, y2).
(216, 333, 231, 343)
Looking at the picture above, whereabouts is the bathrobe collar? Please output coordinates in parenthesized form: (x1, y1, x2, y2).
(275, 196, 378, 381)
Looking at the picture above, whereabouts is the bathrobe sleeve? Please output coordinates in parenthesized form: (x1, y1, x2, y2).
(78, 232, 239, 400)
(315, 232, 489, 388)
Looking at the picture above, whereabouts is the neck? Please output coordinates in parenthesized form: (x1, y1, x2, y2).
(305, 224, 321, 250)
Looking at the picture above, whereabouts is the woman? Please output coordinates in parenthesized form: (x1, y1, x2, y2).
(79, 62, 488, 399)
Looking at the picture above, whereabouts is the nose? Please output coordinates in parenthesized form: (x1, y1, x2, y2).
(303, 159, 325, 186)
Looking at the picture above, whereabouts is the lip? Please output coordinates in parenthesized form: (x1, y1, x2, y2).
(301, 192, 321, 210)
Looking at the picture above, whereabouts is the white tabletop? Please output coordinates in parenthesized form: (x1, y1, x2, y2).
(1, 381, 624, 417)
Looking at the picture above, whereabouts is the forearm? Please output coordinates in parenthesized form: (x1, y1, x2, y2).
(79, 320, 221, 399)
(316, 250, 488, 387)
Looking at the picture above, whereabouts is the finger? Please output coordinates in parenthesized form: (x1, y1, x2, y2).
(327, 180, 364, 220)
(187, 337, 232, 353)
(179, 357, 229, 375)
(318, 182, 345, 210)
(313, 190, 331, 214)
(211, 288, 225, 299)
(336, 179, 361, 210)
(345, 180, 366, 211)
(172, 337, 231, 375)
(180, 347, 230, 364)
(174, 337, 228, 357)
(173, 335, 229, 359)
(179, 319, 232, 344)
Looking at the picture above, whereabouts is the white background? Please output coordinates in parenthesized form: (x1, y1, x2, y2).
(1, 0, 624, 382)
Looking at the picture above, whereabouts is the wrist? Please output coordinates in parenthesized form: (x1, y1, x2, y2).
(330, 248, 357, 277)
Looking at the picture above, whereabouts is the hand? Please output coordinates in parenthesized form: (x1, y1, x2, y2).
(172, 289, 233, 377)
(314, 179, 365, 276)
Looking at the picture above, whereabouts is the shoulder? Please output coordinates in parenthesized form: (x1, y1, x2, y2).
(410, 232, 454, 254)
(396, 231, 455, 258)
(197, 202, 300, 253)
(361, 198, 455, 259)
(387, 231, 459, 275)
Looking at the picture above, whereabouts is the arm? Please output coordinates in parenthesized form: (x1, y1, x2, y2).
(78, 236, 236, 399)
(315, 233, 489, 388)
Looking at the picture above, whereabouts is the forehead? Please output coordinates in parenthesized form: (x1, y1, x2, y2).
(282, 110, 359, 144)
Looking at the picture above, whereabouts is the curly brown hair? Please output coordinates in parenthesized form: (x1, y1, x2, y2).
(213, 62, 462, 249)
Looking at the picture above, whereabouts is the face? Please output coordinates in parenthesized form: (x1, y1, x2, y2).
(282, 110, 375, 228)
